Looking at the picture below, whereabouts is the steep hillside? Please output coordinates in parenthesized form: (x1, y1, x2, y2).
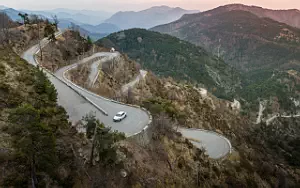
(151, 9, 300, 114)
(67, 53, 140, 98)
(0, 13, 55, 54)
(0, 48, 81, 186)
(38, 30, 97, 71)
(97, 29, 241, 98)
(104, 6, 199, 30)
(0, 27, 223, 188)
(68, 48, 300, 187)
(152, 10, 300, 72)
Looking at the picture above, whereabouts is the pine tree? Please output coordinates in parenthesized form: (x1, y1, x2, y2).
(8, 104, 58, 187)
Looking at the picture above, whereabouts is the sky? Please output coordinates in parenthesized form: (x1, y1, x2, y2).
(1, 0, 299, 12)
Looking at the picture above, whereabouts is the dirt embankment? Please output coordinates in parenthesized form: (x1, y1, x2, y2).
(37, 30, 108, 72)
(68, 54, 140, 98)
(1, 23, 49, 54)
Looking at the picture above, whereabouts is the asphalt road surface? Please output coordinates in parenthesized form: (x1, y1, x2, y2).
(122, 70, 148, 93)
(179, 128, 231, 159)
(87, 52, 120, 87)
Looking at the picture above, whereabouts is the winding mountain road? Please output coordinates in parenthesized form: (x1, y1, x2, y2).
(121, 70, 148, 93)
(179, 128, 231, 159)
(21, 34, 232, 159)
(256, 101, 266, 124)
(266, 114, 300, 125)
(22, 39, 149, 137)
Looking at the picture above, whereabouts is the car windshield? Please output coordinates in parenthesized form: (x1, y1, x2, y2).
(116, 112, 124, 117)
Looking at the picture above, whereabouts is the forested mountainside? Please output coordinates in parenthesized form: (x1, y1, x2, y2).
(151, 10, 300, 73)
(97, 29, 242, 99)
(151, 8, 300, 115)
(0, 48, 79, 186)
(97, 28, 300, 114)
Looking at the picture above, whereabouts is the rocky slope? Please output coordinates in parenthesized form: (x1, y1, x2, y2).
(37, 30, 102, 71)
(68, 53, 140, 98)
(0, 13, 51, 55)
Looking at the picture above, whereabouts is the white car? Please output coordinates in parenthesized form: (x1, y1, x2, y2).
(113, 111, 127, 122)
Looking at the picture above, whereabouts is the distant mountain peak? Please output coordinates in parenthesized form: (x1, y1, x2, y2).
(145, 5, 188, 12)
(105, 6, 199, 30)
(149, 5, 171, 9)
(222, 3, 299, 12)
(151, 5, 169, 8)
(0, 5, 8, 10)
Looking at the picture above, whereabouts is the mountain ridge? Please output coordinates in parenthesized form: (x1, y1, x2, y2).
(104, 6, 199, 30)
(21, 8, 113, 25)
(179, 4, 300, 29)
(151, 9, 300, 72)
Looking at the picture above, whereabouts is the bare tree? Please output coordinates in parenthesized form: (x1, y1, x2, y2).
(29, 14, 39, 24)
(52, 15, 59, 31)
(127, 87, 134, 104)
(0, 13, 11, 45)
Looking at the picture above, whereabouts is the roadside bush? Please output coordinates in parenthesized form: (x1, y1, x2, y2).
(0, 64, 5, 75)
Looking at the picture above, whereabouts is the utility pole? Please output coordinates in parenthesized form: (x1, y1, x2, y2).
(38, 17, 43, 61)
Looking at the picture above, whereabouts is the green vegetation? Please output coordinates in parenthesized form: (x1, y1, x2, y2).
(142, 97, 187, 122)
(18, 13, 29, 26)
(249, 118, 300, 169)
(98, 27, 299, 113)
(83, 114, 125, 167)
(0, 48, 129, 186)
(152, 10, 300, 72)
(44, 23, 56, 41)
(238, 69, 299, 113)
(151, 9, 300, 113)
(97, 29, 241, 98)
(87, 35, 93, 45)
(0, 48, 74, 186)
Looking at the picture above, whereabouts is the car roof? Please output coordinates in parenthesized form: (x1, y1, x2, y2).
(117, 111, 125, 115)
